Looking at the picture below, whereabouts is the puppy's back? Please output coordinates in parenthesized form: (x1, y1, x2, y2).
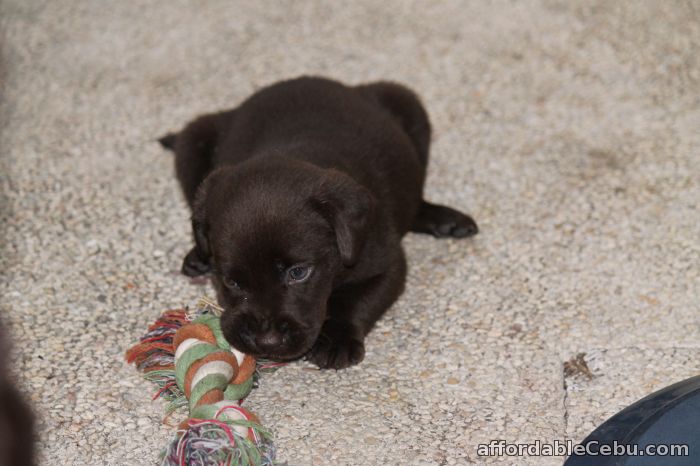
(216, 76, 426, 233)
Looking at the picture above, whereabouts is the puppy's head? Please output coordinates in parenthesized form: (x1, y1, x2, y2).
(191, 158, 373, 360)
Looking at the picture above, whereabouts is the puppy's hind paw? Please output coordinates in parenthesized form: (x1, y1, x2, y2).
(411, 201, 478, 238)
(306, 332, 365, 370)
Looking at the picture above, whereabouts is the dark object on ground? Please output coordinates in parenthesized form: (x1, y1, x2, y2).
(565, 375, 700, 466)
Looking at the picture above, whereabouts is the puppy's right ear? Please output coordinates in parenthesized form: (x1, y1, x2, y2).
(182, 185, 212, 277)
(311, 169, 375, 267)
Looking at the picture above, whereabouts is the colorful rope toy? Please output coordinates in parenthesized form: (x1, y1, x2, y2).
(125, 298, 283, 465)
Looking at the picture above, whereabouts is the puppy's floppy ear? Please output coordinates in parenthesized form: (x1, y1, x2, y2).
(181, 181, 212, 277)
(311, 169, 375, 267)
(191, 183, 211, 259)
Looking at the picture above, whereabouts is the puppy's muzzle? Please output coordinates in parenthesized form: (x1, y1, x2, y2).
(240, 317, 292, 356)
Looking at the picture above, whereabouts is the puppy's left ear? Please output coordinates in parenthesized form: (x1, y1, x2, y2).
(181, 181, 212, 277)
(311, 170, 375, 267)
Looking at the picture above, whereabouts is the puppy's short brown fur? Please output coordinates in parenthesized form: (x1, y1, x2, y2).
(162, 77, 477, 369)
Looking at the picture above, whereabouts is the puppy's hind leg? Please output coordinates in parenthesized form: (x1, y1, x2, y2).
(355, 81, 431, 167)
(160, 110, 234, 208)
(411, 201, 478, 238)
(357, 83, 478, 239)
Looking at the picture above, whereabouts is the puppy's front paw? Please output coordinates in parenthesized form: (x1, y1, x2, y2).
(181, 247, 211, 277)
(306, 328, 365, 370)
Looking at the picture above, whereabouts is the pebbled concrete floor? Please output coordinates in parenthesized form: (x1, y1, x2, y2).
(1, 1, 699, 465)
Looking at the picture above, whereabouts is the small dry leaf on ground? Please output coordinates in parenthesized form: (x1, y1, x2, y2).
(564, 353, 595, 380)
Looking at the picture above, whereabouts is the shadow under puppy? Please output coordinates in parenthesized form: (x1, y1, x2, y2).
(161, 76, 477, 369)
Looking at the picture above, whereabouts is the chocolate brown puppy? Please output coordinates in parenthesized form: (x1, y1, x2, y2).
(161, 77, 478, 369)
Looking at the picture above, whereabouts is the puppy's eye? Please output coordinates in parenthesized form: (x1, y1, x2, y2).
(287, 265, 312, 283)
(223, 276, 240, 290)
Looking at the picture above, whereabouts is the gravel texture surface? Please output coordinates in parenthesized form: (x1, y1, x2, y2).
(1, 1, 698, 465)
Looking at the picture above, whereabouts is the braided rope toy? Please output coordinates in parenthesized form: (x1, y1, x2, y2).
(125, 298, 284, 465)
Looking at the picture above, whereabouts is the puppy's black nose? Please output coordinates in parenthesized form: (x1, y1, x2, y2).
(255, 330, 284, 351)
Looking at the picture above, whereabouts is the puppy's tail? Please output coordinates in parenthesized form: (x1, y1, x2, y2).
(158, 132, 177, 151)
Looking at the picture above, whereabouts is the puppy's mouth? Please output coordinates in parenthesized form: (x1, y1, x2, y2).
(233, 340, 315, 363)
(253, 347, 312, 362)
(222, 317, 321, 362)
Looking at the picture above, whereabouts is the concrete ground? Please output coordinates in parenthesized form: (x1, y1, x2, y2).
(1, 1, 699, 465)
